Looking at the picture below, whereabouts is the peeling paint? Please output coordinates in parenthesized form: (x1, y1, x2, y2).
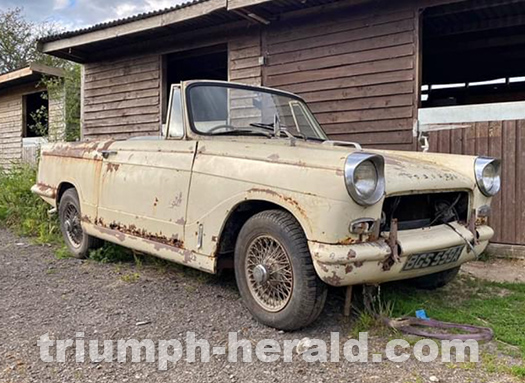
(106, 163, 120, 173)
(325, 271, 342, 286)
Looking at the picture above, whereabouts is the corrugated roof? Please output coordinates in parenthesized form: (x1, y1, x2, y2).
(39, 0, 211, 44)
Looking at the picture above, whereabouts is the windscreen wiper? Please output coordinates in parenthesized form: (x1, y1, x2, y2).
(249, 123, 323, 142)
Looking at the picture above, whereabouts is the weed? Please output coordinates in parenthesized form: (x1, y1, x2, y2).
(120, 272, 140, 283)
(89, 243, 133, 264)
(0, 164, 62, 244)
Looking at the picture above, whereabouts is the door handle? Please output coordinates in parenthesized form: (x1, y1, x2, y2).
(100, 150, 118, 159)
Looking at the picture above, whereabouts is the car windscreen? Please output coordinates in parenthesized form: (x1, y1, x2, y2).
(187, 83, 327, 140)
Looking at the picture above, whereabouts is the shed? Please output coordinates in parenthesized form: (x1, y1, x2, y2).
(38, 0, 525, 254)
(0, 63, 65, 168)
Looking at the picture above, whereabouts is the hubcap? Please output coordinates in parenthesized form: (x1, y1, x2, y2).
(64, 203, 83, 248)
(245, 235, 293, 312)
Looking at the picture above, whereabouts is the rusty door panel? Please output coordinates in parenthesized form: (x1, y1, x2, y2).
(96, 140, 197, 248)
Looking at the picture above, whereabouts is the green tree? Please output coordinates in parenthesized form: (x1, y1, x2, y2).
(0, 7, 63, 73)
(0, 8, 81, 141)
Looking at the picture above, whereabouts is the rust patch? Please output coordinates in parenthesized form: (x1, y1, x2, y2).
(339, 237, 358, 246)
(43, 142, 100, 159)
(325, 272, 342, 286)
(318, 262, 329, 273)
(106, 163, 120, 173)
(33, 183, 57, 199)
(248, 188, 307, 218)
(347, 249, 357, 259)
(354, 261, 364, 268)
(345, 265, 353, 274)
(95, 220, 184, 248)
(476, 216, 488, 226)
(154, 197, 159, 207)
(81, 215, 92, 224)
(383, 218, 399, 271)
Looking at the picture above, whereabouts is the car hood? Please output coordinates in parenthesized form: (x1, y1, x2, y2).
(199, 138, 477, 194)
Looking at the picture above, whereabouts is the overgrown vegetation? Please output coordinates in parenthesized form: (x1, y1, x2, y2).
(0, 164, 61, 244)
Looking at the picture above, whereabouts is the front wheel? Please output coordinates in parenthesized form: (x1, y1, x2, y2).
(59, 189, 101, 259)
(234, 210, 327, 330)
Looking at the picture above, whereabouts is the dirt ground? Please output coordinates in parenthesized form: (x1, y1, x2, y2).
(0, 228, 522, 383)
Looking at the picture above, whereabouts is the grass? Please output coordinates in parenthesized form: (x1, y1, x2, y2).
(0, 164, 62, 244)
(382, 276, 525, 357)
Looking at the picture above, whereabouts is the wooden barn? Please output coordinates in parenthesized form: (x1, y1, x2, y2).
(0, 64, 65, 168)
(38, 0, 525, 253)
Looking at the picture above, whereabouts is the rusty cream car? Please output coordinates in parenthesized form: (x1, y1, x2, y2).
(33, 80, 501, 330)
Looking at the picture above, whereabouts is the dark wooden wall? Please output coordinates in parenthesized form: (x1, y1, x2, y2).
(82, 55, 161, 140)
(263, 6, 419, 150)
(429, 121, 525, 245)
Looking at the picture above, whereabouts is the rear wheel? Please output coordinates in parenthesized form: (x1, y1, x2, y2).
(406, 266, 460, 290)
(59, 189, 101, 259)
(234, 210, 327, 330)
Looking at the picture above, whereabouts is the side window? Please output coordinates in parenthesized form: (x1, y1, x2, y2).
(167, 85, 184, 138)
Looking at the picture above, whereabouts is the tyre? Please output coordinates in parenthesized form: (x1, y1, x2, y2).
(59, 189, 101, 259)
(406, 266, 460, 290)
(234, 210, 327, 330)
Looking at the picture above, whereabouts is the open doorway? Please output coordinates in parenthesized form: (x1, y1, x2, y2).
(23, 91, 48, 138)
(162, 45, 228, 123)
(421, 1, 525, 108)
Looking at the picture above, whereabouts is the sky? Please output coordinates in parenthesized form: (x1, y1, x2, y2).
(0, 0, 186, 32)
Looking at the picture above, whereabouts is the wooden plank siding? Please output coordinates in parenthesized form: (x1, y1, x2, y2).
(83, 55, 161, 140)
(263, 7, 419, 150)
(0, 92, 22, 169)
(229, 30, 262, 86)
(0, 83, 44, 169)
(428, 121, 524, 245)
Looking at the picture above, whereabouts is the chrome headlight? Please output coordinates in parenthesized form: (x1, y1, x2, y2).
(344, 153, 385, 206)
(474, 157, 501, 196)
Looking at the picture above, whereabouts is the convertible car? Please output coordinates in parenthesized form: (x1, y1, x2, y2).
(33, 80, 501, 330)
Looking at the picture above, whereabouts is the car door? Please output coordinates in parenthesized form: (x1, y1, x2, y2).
(96, 85, 193, 246)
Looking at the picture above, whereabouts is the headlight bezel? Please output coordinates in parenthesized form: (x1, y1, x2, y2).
(344, 153, 385, 206)
(474, 157, 501, 197)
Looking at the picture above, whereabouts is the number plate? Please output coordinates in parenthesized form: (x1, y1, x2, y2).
(403, 245, 464, 271)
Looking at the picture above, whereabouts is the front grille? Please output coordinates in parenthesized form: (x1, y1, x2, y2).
(381, 192, 469, 231)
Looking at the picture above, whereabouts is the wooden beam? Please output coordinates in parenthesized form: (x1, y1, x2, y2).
(425, 0, 524, 18)
(39, 0, 227, 54)
(0, 67, 33, 85)
(228, 0, 271, 10)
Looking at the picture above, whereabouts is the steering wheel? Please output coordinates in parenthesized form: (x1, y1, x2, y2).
(207, 125, 237, 134)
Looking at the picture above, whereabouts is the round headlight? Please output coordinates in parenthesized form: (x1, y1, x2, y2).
(475, 157, 501, 196)
(354, 161, 378, 199)
(344, 153, 385, 206)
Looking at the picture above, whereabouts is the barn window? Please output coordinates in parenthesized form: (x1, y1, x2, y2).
(161, 45, 228, 125)
(421, 0, 525, 110)
(23, 91, 48, 138)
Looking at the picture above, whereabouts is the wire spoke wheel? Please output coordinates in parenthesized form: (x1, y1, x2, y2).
(245, 235, 293, 312)
(63, 202, 84, 248)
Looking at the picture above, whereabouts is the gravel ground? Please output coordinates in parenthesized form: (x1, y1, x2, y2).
(0, 228, 521, 383)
